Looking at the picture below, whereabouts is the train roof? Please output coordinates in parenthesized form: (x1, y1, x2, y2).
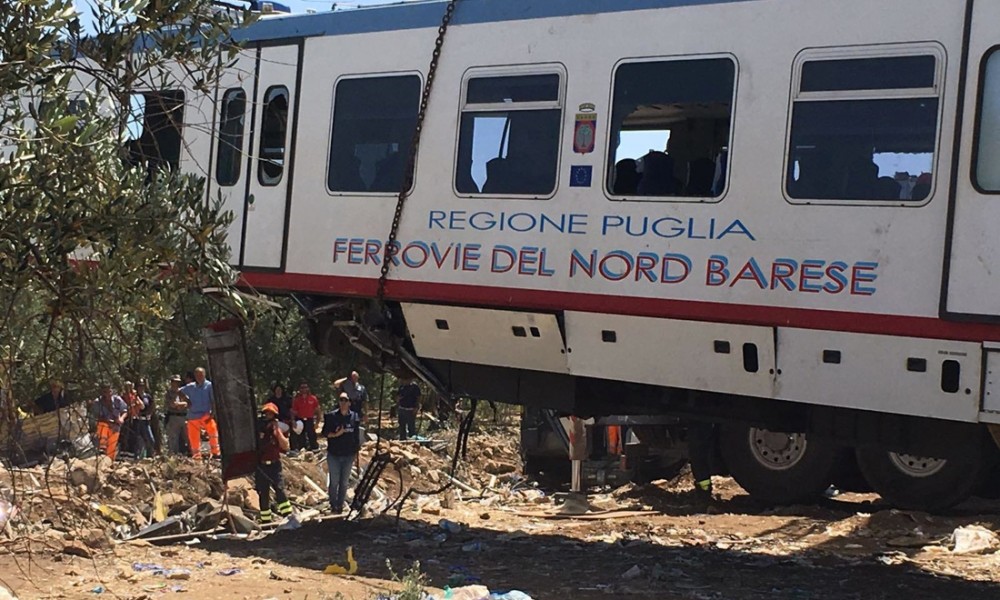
(236, 0, 751, 43)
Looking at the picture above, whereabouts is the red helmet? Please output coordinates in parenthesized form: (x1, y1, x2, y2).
(261, 402, 279, 415)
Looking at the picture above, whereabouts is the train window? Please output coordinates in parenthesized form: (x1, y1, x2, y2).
(257, 85, 289, 186)
(455, 73, 562, 196)
(787, 54, 940, 202)
(215, 88, 246, 187)
(975, 50, 1000, 192)
(125, 90, 184, 171)
(608, 58, 735, 199)
(328, 75, 421, 194)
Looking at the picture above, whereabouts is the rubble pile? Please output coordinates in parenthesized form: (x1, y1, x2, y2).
(0, 425, 530, 556)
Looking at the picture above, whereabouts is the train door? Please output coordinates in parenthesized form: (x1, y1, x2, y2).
(210, 50, 255, 264)
(240, 43, 301, 271)
(945, 2, 1000, 318)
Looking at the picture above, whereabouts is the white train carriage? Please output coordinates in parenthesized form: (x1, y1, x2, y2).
(147, 0, 1000, 509)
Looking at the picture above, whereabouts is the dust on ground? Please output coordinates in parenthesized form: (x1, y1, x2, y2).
(2, 425, 1000, 599)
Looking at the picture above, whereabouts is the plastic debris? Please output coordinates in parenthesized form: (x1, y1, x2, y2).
(490, 593, 533, 600)
(951, 525, 999, 554)
(0, 497, 16, 530)
(90, 586, 104, 594)
(439, 519, 463, 534)
(133, 563, 165, 574)
(217, 568, 242, 576)
(323, 546, 358, 575)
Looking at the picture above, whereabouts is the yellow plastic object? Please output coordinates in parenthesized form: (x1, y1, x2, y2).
(96, 504, 128, 524)
(323, 546, 357, 575)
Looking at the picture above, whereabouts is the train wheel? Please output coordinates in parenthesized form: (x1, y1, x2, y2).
(719, 424, 838, 505)
(855, 433, 989, 511)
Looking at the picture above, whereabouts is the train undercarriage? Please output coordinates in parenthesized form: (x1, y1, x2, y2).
(297, 294, 1000, 512)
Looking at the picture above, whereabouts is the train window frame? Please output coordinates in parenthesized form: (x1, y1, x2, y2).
(604, 53, 739, 204)
(325, 71, 423, 197)
(124, 89, 186, 172)
(972, 45, 1000, 194)
(782, 44, 946, 207)
(257, 84, 290, 187)
(452, 64, 567, 200)
(215, 87, 247, 187)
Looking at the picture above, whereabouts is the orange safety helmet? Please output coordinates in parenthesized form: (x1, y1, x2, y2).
(261, 402, 279, 415)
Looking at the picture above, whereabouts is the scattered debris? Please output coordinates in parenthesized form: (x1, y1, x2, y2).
(951, 526, 1000, 555)
(621, 565, 643, 580)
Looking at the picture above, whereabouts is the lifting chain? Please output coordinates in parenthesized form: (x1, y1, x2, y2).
(376, 0, 459, 305)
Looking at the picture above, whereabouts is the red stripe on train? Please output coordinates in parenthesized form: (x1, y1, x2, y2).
(239, 271, 1000, 343)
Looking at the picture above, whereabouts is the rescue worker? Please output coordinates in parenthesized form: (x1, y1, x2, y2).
(396, 377, 421, 440)
(180, 367, 220, 460)
(687, 421, 718, 505)
(133, 378, 157, 458)
(164, 375, 189, 455)
(91, 383, 127, 461)
(256, 402, 293, 523)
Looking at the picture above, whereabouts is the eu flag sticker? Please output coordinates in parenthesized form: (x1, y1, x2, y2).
(570, 165, 593, 188)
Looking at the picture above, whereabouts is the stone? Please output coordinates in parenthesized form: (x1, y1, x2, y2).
(82, 529, 109, 550)
(119, 490, 133, 501)
(225, 507, 258, 535)
(166, 570, 191, 580)
(441, 489, 459, 510)
(484, 461, 517, 475)
(241, 490, 260, 512)
(67, 457, 111, 493)
(62, 540, 93, 558)
(446, 586, 490, 600)
(189, 500, 225, 532)
(0, 584, 18, 600)
(160, 492, 187, 508)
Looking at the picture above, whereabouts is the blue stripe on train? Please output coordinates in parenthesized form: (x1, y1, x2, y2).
(237, 0, 752, 43)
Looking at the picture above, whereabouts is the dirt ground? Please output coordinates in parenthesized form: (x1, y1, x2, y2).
(3, 427, 1000, 599)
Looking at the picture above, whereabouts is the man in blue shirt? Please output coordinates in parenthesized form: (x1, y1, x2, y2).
(180, 367, 220, 460)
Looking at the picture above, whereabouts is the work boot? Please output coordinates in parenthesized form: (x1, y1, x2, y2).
(693, 479, 715, 508)
(276, 500, 293, 518)
(259, 509, 273, 525)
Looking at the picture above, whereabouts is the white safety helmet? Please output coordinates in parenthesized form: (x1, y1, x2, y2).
(293, 420, 305, 435)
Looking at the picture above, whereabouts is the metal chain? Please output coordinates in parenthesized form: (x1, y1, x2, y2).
(376, 0, 459, 304)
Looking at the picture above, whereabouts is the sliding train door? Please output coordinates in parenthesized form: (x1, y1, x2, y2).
(945, 1, 1000, 318)
(240, 42, 302, 271)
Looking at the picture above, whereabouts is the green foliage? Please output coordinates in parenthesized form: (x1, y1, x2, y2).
(386, 560, 428, 600)
(0, 0, 252, 411)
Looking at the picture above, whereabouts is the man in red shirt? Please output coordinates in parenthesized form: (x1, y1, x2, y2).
(292, 382, 321, 451)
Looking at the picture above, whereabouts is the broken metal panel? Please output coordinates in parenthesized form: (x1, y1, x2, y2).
(2, 405, 92, 466)
(203, 319, 257, 480)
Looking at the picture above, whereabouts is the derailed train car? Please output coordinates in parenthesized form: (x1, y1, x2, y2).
(133, 0, 1000, 510)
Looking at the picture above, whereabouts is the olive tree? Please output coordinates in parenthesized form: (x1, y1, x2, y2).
(0, 0, 252, 416)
